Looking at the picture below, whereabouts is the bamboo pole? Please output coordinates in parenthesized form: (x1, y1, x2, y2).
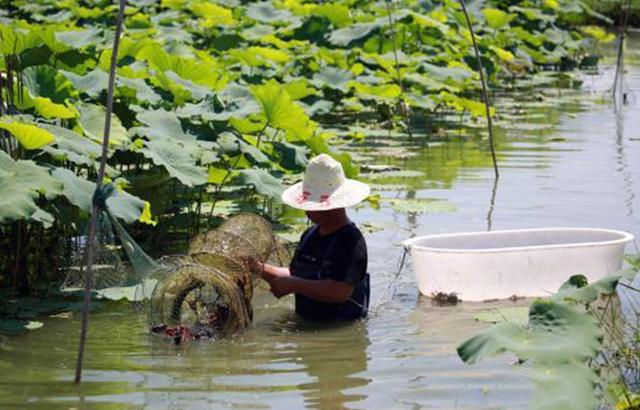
(74, 0, 127, 385)
(458, 0, 499, 179)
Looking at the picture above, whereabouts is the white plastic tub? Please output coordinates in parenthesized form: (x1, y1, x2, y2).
(403, 228, 634, 301)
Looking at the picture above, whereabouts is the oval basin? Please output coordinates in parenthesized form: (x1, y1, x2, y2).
(403, 228, 634, 301)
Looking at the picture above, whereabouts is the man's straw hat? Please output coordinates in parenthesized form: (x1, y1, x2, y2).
(281, 154, 370, 211)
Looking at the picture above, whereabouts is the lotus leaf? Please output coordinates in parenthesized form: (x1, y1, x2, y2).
(458, 296, 605, 410)
(246, 2, 293, 23)
(51, 168, 149, 223)
(0, 25, 42, 55)
(311, 66, 354, 91)
(33, 97, 75, 119)
(490, 46, 515, 62)
(458, 299, 601, 364)
(474, 306, 530, 324)
(384, 198, 457, 214)
(249, 46, 291, 64)
(208, 167, 230, 184)
(328, 22, 379, 47)
(300, 100, 333, 116)
(283, 78, 318, 100)
(238, 136, 270, 165)
(55, 28, 107, 49)
(158, 71, 207, 101)
(421, 62, 473, 84)
(250, 80, 313, 140)
(313, 3, 352, 28)
(439, 91, 493, 118)
(0, 151, 62, 223)
(60, 68, 109, 98)
(134, 108, 197, 142)
(41, 124, 101, 166)
(22, 65, 74, 103)
(481, 8, 513, 29)
(529, 362, 598, 410)
(272, 141, 308, 170)
(117, 76, 161, 103)
(77, 103, 128, 146)
(580, 26, 615, 43)
(0, 120, 55, 150)
(553, 270, 639, 305)
(349, 82, 402, 102)
(230, 116, 268, 134)
(235, 168, 284, 201)
(192, 3, 235, 27)
(292, 15, 332, 44)
(139, 139, 208, 187)
(0, 319, 44, 334)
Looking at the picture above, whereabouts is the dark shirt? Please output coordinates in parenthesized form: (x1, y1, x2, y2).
(290, 223, 369, 320)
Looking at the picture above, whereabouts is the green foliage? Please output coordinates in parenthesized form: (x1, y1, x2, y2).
(458, 264, 640, 410)
(235, 168, 285, 201)
(0, 0, 606, 293)
(250, 80, 315, 140)
(0, 151, 62, 225)
(0, 120, 55, 150)
(76, 103, 128, 146)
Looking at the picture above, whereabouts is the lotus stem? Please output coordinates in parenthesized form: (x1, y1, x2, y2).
(0, 72, 5, 116)
(75, 0, 127, 385)
(458, 0, 499, 179)
(384, 0, 413, 139)
(612, 0, 631, 104)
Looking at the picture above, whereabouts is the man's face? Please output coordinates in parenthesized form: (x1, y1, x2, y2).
(305, 209, 340, 225)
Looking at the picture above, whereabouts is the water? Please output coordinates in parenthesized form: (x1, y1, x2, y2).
(2, 39, 640, 409)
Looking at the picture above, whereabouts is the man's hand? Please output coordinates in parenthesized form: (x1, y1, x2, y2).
(260, 263, 290, 283)
(268, 276, 296, 298)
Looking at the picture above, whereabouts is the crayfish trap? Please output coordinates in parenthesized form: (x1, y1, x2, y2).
(149, 214, 291, 344)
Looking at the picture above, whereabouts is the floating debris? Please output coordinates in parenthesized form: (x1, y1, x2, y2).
(430, 292, 460, 306)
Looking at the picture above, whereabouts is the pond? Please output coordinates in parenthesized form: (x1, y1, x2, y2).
(1, 37, 639, 409)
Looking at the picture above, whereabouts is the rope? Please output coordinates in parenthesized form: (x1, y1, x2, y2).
(91, 183, 116, 211)
(371, 245, 408, 314)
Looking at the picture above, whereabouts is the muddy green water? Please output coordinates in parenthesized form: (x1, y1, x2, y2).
(2, 39, 640, 409)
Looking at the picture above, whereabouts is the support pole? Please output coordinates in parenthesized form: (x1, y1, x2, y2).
(459, 0, 499, 179)
(74, 0, 127, 385)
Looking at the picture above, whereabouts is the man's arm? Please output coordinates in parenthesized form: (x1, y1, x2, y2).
(269, 276, 354, 303)
(258, 262, 290, 281)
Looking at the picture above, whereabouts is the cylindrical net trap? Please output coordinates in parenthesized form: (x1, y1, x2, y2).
(149, 213, 289, 343)
(150, 256, 251, 343)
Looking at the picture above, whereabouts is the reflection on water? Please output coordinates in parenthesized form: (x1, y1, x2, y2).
(268, 316, 370, 410)
(2, 38, 640, 409)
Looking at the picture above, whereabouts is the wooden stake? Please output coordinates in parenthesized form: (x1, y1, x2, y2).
(74, 0, 127, 385)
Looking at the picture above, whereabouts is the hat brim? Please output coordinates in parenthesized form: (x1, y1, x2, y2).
(281, 179, 371, 211)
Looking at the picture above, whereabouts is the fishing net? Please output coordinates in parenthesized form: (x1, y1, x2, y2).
(150, 213, 292, 343)
(61, 208, 162, 292)
(60, 195, 291, 343)
(217, 213, 275, 261)
(149, 256, 251, 342)
(61, 211, 127, 290)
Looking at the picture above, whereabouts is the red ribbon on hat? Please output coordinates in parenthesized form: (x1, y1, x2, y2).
(297, 190, 311, 204)
(320, 194, 330, 207)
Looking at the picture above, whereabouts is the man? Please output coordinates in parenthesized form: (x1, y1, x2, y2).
(255, 154, 370, 321)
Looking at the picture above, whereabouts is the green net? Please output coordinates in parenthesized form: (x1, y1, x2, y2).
(61, 208, 163, 296)
(61, 211, 128, 290)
